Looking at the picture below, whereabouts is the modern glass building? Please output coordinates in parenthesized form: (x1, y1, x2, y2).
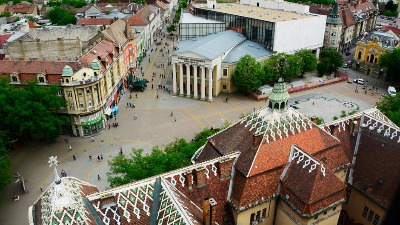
(193, 7, 275, 50)
(179, 12, 227, 40)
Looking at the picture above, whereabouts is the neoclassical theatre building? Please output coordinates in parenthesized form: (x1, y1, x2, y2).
(171, 30, 272, 101)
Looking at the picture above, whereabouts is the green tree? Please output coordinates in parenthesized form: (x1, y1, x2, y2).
(385, 0, 397, 11)
(0, 78, 68, 141)
(263, 53, 301, 82)
(0, 132, 12, 191)
(317, 47, 343, 76)
(376, 94, 400, 126)
(232, 54, 263, 93)
(379, 48, 400, 82)
(295, 49, 318, 76)
(47, 6, 77, 25)
(12, 0, 21, 5)
(167, 24, 176, 34)
(0, 12, 12, 17)
(107, 127, 221, 187)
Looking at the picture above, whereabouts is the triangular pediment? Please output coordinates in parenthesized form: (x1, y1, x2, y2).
(174, 51, 209, 60)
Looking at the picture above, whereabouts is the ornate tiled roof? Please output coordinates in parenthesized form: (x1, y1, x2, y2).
(348, 112, 400, 209)
(280, 146, 346, 215)
(30, 157, 99, 225)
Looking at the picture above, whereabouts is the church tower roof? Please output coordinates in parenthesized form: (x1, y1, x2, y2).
(327, 1, 342, 25)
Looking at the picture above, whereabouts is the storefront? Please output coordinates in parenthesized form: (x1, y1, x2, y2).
(81, 111, 105, 136)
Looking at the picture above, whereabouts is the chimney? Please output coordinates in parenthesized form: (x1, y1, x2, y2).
(311, 116, 318, 124)
(195, 166, 206, 188)
(203, 198, 218, 225)
(252, 132, 263, 147)
(185, 169, 194, 191)
(203, 198, 211, 225)
(218, 158, 233, 180)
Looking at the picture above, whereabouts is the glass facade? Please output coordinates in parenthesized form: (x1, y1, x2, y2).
(179, 23, 227, 40)
(193, 8, 275, 50)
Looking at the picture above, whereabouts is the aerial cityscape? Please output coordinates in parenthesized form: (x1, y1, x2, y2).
(0, 0, 399, 224)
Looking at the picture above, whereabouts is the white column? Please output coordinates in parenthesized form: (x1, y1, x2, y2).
(186, 64, 191, 97)
(179, 63, 183, 96)
(193, 65, 198, 98)
(172, 62, 177, 95)
(208, 67, 213, 101)
(201, 66, 205, 100)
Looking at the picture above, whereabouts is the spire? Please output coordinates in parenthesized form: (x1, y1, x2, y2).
(327, 1, 342, 25)
(268, 58, 290, 111)
(48, 156, 61, 185)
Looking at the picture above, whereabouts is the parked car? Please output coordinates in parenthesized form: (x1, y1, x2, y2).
(388, 86, 397, 97)
(343, 63, 348, 68)
(345, 52, 351, 56)
(354, 79, 365, 85)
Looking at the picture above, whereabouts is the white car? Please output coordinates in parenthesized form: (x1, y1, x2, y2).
(388, 86, 397, 97)
(354, 79, 365, 85)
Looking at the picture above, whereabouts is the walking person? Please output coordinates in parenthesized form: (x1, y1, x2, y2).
(134, 114, 138, 120)
(73, 155, 76, 160)
(120, 148, 123, 155)
(89, 155, 92, 160)
(101, 154, 103, 160)
(40, 185, 43, 192)
(97, 155, 100, 162)
(69, 145, 72, 151)
(91, 136, 94, 142)
(171, 111, 173, 117)
(98, 175, 101, 181)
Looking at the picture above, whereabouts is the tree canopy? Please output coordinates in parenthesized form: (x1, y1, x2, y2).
(47, 6, 77, 25)
(47, 0, 86, 8)
(295, 49, 318, 76)
(379, 48, 400, 82)
(0, 78, 68, 141)
(376, 94, 400, 126)
(317, 47, 343, 77)
(0, 132, 12, 191)
(232, 54, 263, 93)
(107, 126, 228, 187)
(263, 53, 303, 82)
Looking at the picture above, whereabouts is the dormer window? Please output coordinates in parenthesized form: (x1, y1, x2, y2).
(10, 73, 19, 83)
(37, 74, 47, 83)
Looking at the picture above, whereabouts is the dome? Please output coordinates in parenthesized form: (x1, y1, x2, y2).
(268, 77, 290, 110)
(61, 65, 74, 77)
(90, 59, 101, 70)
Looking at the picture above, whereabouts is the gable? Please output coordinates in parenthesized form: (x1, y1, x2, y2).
(175, 51, 209, 60)
(86, 6, 101, 14)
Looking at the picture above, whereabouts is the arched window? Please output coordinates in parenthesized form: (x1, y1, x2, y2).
(357, 51, 362, 60)
(10, 73, 19, 83)
(274, 103, 280, 109)
(370, 54, 375, 64)
(280, 102, 285, 109)
(37, 74, 47, 83)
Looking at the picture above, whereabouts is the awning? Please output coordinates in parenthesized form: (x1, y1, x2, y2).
(104, 107, 113, 116)
(82, 117, 103, 126)
(131, 80, 147, 87)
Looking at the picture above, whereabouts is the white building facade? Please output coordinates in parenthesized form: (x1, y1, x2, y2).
(192, 2, 326, 55)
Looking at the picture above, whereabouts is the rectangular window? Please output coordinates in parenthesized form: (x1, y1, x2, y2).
(79, 92, 82, 96)
(69, 103, 74, 110)
(368, 210, 374, 222)
(362, 206, 369, 217)
(39, 77, 45, 83)
(223, 68, 228, 77)
(67, 91, 73, 97)
(256, 210, 261, 220)
(87, 88, 91, 94)
(79, 102, 84, 109)
(12, 76, 18, 82)
(88, 100, 92, 108)
(262, 208, 266, 218)
(373, 214, 380, 225)
(250, 213, 255, 223)
(222, 84, 227, 90)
